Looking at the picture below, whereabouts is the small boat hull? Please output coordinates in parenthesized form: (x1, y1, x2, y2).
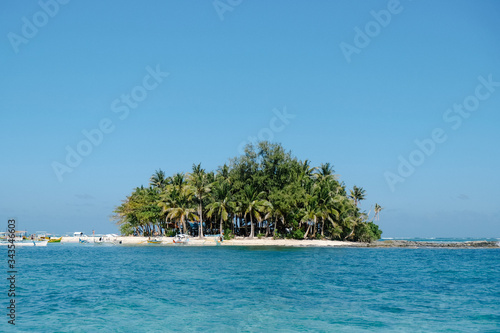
(0, 240, 48, 247)
(94, 242, 116, 246)
(173, 234, 189, 244)
(147, 238, 163, 244)
(48, 237, 62, 243)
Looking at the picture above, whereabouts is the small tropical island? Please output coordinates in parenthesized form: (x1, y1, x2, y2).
(113, 142, 383, 243)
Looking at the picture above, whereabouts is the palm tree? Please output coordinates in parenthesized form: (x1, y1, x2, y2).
(300, 196, 320, 239)
(297, 160, 316, 186)
(268, 187, 295, 238)
(328, 195, 357, 240)
(318, 195, 339, 237)
(323, 194, 344, 238)
(216, 164, 231, 183)
(315, 162, 334, 180)
(188, 163, 211, 238)
(158, 186, 176, 225)
(166, 204, 198, 235)
(158, 182, 196, 234)
(206, 181, 234, 236)
(150, 169, 167, 190)
(241, 184, 272, 238)
(172, 172, 186, 190)
(349, 186, 366, 206)
(373, 203, 383, 221)
(336, 197, 366, 240)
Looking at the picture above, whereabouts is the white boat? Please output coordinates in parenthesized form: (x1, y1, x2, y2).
(0, 240, 48, 247)
(94, 234, 122, 245)
(173, 234, 189, 244)
(0, 230, 48, 246)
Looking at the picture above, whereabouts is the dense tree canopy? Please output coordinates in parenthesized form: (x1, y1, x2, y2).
(112, 142, 382, 242)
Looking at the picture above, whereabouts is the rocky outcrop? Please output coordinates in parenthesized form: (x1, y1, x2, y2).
(367, 240, 499, 248)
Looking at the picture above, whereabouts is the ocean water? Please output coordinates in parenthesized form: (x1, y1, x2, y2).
(3, 244, 500, 332)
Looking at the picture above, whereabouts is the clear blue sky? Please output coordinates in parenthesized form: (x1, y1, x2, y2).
(1, 0, 499, 237)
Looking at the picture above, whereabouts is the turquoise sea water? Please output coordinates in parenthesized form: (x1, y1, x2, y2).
(3, 243, 500, 332)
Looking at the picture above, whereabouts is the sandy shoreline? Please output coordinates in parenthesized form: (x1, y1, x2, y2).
(62, 236, 361, 247)
(60, 236, 499, 248)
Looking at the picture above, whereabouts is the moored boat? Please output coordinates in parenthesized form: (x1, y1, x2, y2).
(0, 240, 48, 247)
(79, 238, 89, 244)
(94, 234, 122, 245)
(173, 234, 189, 244)
(48, 237, 62, 243)
(0, 230, 48, 246)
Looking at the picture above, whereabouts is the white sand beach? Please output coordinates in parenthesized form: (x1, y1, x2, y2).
(59, 236, 499, 248)
(61, 236, 361, 247)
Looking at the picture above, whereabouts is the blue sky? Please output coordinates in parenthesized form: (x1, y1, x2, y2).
(1, 0, 499, 237)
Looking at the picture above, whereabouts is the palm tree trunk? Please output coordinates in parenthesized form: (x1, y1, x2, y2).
(321, 218, 325, 237)
(244, 214, 248, 236)
(250, 213, 254, 239)
(220, 215, 223, 236)
(273, 217, 283, 237)
(198, 203, 204, 239)
(313, 219, 316, 236)
(238, 216, 242, 236)
(303, 223, 311, 239)
(183, 215, 188, 235)
(344, 228, 355, 241)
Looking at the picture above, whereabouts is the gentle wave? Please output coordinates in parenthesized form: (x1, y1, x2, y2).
(12, 245, 500, 331)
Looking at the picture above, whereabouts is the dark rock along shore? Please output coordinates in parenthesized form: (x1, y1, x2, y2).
(366, 240, 499, 248)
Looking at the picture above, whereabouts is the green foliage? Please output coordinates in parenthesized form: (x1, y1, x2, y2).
(349, 186, 366, 206)
(353, 221, 383, 243)
(256, 233, 265, 239)
(166, 229, 177, 237)
(291, 229, 304, 239)
(224, 228, 234, 240)
(368, 221, 383, 240)
(119, 223, 134, 236)
(328, 225, 343, 240)
(112, 141, 383, 242)
(273, 233, 284, 240)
